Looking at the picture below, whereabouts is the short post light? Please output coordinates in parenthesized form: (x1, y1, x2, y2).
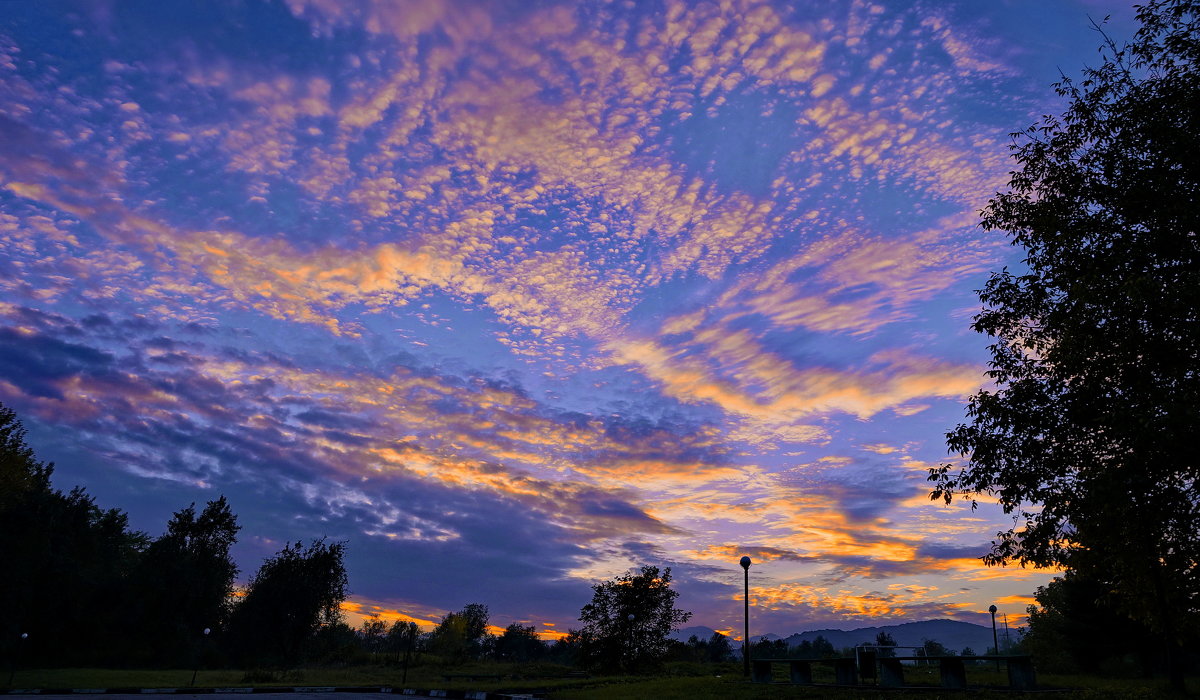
(988, 605, 999, 672)
(8, 632, 28, 688)
(190, 627, 211, 687)
(626, 613, 635, 673)
(740, 556, 752, 678)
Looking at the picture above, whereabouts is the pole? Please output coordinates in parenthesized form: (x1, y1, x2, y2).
(401, 625, 413, 685)
(190, 628, 210, 687)
(740, 556, 751, 678)
(989, 605, 999, 672)
(8, 633, 27, 688)
(627, 613, 635, 674)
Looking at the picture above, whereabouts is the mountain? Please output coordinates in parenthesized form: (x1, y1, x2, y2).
(782, 619, 999, 653)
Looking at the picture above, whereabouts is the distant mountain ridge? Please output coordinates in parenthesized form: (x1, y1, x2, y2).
(672, 619, 1004, 654)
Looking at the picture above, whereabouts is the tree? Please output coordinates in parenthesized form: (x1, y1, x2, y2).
(546, 629, 583, 666)
(577, 565, 692, 673)
(922, 639, 951, 657)
(228, 538, 348, 665)
(386, 619, 420, 664)
(0, 403, 52, 505)
(929, 0, 1200, 688)
(0, 402, 147, 666)
(360, 617, 387, 656)
(1021, 571, 1158, 674)
(428, 603, 491, 663)
(131, 498, 240, 664)
(752, 637, 787, 659)
(495, 623, 546, 662)
(706, 631, 732, 663)
(875, 631, 896, 658)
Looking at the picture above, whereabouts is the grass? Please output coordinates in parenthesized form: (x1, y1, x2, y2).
(7, 664, 1198, 699)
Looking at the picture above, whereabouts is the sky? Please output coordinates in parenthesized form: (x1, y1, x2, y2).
(0, 0, 1142, 640)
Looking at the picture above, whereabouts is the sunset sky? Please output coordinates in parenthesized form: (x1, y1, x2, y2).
(0, 0, 1140, 639)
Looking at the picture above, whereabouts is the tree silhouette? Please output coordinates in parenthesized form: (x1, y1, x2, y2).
(577, 565, 691, 673)
(495, 623, 545, 662)
(0, 403, 147, 666)
(1022, 571, 1159, 674)
(929, 0, 1199, 688)
(428, 603, 491, 663)
(228, 538, 348, 665)
(131, 498, 239, 664)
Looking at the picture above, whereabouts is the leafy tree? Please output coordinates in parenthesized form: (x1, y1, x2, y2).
(308, 621, 361, 665)
(792, 635, 836, 660)
(228, 538, 348, 665)
(546, 629, 583, 666)
(577, 565, 692, 673)
(131, 497, 240, 664)
(0, 403, 147, 666)
(929, 0, 1200, 688)
(428, 603, 491, 663)
(495, 623, 546, 662)
(360, 617, 388, 655)
(752, 637, 787, 658)
(706, 631, 732, 663)
(875, 631, 896, 658)
(0, 403, 52, 505)
(386, 620, 420, 664)
(922, 639, 951, 657)
(812, 635, 836, 659)
(1021, 571, 1159, 674)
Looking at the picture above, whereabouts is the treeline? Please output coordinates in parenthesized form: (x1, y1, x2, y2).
(0, 404, 347, 669)
(0, 403, 701, 675)
(1021, 571, 1200, 676)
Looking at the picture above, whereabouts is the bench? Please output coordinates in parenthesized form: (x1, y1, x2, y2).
(749, 654, 1035, 690)
(750, 658, 857, 685)
(874, 655, 1035, 690)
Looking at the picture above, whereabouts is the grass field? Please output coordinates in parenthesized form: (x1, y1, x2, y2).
(6, 664, 1197, 698)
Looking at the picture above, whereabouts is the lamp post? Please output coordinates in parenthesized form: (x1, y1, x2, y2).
(988, 605, 999, 672)
(190, 627, 210, 687)
(7, 632, 27, 688)
(626, 613, 635, 674)
(401, 623, 415, 686)
(740, 556, 751, 678)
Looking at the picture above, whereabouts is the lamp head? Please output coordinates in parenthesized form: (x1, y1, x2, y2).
(739, 556, 751, 569)
(203, 628, 211, 636)
(988, 605, 997, 615)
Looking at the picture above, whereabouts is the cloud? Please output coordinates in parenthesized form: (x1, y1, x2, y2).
(0, 0, 1064, 633)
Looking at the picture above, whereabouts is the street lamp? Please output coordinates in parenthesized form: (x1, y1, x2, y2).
(740, 556, 751, 678)
(190, 627, 211, 687)
(8, 632, 28, 688)
(626, 614, 635, 674)
(988, 605, 999, 672)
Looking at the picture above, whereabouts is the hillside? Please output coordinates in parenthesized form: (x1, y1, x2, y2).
(785, 619, 1000, 653)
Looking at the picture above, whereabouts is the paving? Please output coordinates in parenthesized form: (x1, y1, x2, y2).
(1, 691, 542, 700)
